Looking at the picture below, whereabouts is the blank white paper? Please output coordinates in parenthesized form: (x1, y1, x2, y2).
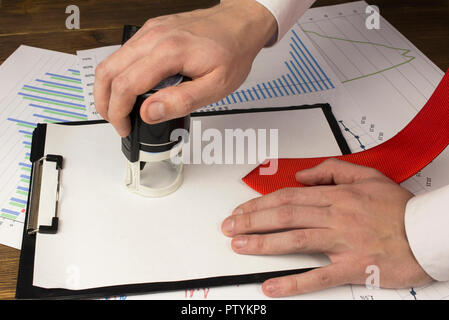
(33, 107, 342, 290)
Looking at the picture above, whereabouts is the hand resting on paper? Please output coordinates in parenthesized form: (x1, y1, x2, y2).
(94, 0, 277, 137)
(221, 159, 432, 297)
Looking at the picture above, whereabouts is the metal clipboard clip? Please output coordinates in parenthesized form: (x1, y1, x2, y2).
(26, 154, 63, 235)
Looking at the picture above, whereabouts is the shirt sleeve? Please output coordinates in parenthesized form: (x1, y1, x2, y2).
(255, 0, 316, 44)
(405, 184, 449, 281)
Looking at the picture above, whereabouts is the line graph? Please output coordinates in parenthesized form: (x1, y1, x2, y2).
(338, 120, 366, 150)
(302, 29, 416, 83)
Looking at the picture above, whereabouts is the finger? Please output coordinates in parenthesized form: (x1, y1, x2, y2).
(233, 186, 334, 215)
(107, 48, 184, 136)
(295, 158, 383, 186)
(230, 228, 336, 255)
(262, 263, 352, 297)
(222, 205, 331, 237)
(94, 35, 162, 122)
(140, 71, 230, 124)
(94, 63, 112, 121)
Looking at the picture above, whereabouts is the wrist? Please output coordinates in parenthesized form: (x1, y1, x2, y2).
(219, 0, 278, 54)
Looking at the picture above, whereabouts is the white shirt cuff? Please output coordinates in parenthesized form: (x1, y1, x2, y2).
(255, 0, 316, 45)
(405, 185, 449, 281)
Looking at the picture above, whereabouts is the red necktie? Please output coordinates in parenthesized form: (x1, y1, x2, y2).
(243, 69, 449, 195)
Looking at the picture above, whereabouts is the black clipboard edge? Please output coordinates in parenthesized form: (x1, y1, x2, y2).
(16, 103, 350, 299)
(192, 104, 351, 155)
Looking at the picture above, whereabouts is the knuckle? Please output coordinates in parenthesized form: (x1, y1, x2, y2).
(95, 61, 111, 80)
(158, 34, 184, 52)
(335, 186, 359, 201)
(324, 158, 339, 164)
(239, 200, 256, 214)
(289, 277, 300, 294)
(318, 271, 333, 287)
(322, 158, 340, 167)
(239, 214, 254, 231)
(277, 188, 298, 204)
(292, 230, 309, 251)
(124, 40, 139, 52)
(111, 75, 131, 96)
(107, 109, 122, 123)
(171, 88, 195, 115)
(142, 18, 159, 30)
(95, 105, 107, 119)
(179, 92, 195, 114)
(143, 25, 167, 40)
(245, 198, 259, 213)
(254, 235, 266, 252)
(277, 206, 296, 227)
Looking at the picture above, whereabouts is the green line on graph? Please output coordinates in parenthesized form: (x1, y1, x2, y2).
(43, 110, 87, 120)
(301, 29, 415, 83)
(1, 213, 17, 220)
(22, 96, 85, 110)
(22, 87, 84, 101)
(9, 202, 25, 208)
(50, 76, 81, 84)
(43, 83, 83, 93)
(17, 123, 36, 129)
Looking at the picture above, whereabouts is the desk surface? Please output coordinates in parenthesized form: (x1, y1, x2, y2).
(0, 0, 448, 300)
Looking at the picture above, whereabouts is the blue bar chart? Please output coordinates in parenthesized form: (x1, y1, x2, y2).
(200, 27, 337, 111)
(1, 68, 88, 225)
(0, 46, 90, 248)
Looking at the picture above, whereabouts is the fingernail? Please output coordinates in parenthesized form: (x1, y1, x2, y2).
(263, 279, 280, 296)
(232, 208, 243, 215)
(222, 217, 234, 235)
(147, 101, 165, 121)
(232, 236, 248, 249)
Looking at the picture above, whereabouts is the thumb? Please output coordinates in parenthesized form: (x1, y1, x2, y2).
(140, 72, 228, 123)
(295, 158, 382, 186)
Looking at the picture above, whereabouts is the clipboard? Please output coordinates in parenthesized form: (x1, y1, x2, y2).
(15, 103, 350, 299)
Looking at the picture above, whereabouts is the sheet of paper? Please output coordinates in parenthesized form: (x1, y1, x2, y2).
(299, 1, 444, 150)
(0, 45, 91, 249)
(33, 107, 342, 290)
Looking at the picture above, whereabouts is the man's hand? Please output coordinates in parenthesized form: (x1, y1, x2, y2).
(94, 0, 277, 137)
(221, 159, 433, 297)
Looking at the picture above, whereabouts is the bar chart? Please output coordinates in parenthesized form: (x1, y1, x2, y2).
(0, 46, 88, 248)
(3, 69, 87, 222)
(199, 26, 338, 111)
